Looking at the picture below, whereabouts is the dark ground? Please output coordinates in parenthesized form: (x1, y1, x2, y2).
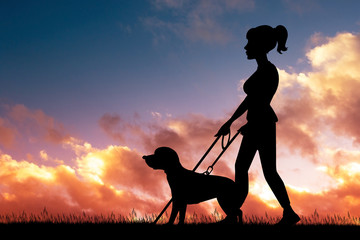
(1, 223, 359, 238)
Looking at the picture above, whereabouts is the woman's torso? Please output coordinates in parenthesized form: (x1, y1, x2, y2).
(243, 61, 279, 124)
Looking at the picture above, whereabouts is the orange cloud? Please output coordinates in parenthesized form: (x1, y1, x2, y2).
(0, 142, 164, 215)
(1, 105, 360, 218)
(287, 160, 360, 216)
(276, 32, 360, 145)
(0, 107, 246, 217)
(269, 31, 360, 169)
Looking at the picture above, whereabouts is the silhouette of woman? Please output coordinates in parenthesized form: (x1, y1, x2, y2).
(216, 25, 300, 225)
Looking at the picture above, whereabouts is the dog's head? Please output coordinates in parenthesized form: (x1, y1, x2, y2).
(143, 147, 181, 171)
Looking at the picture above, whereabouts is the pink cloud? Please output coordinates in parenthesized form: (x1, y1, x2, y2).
(4, 104, 70, 144)
(0, 117, 16, 148)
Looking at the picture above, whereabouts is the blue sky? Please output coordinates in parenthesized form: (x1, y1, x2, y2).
(1, 0, 360, 148)
(2, 1, 360, 129)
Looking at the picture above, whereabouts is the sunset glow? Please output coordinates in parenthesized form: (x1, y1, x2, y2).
(2, 1, 360, 219)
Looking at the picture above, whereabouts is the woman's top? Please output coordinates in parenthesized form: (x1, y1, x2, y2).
(243, 61, 279, 124)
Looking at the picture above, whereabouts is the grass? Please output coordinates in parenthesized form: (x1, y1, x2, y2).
(0, 208, 359, 237)
(1, 208, 359, 225)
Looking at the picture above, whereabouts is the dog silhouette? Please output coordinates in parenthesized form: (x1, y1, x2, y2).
(143, 147, 242, 224)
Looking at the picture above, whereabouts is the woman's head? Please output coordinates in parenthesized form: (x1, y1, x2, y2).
(244, 25, 288, 59)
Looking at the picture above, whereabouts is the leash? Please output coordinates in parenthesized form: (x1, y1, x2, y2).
(203, 130, 241, 175)
(153, 129, 241, 224)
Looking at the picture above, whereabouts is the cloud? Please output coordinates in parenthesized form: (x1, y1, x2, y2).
(269, 31, 360, 162)
(3, 30, 360, 219)
(282, 0, 319, 15)
(2, 104, 71, 145)
(0, 117, 16, 148)
(288, 159, 360, 216)
(0, 140, 165, 215)
(152, 0, 188, 9)
(0, 105, 165, 215)
(98, 112, 237, 172)
(304, 33, 360, 145)
(39, 150, 49, 161)
(275, 79, 319, 158)
(144, 0, 255, 44)
(98, 113, 126, 143)
(2, 94, 360, 219)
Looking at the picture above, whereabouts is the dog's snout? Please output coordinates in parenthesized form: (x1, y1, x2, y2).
(143, 155, 153, 160)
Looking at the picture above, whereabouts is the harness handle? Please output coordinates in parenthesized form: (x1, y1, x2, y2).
(203, 129, 241, 176)
(221, 130, 231, 150)
(203, 131, 230, 175)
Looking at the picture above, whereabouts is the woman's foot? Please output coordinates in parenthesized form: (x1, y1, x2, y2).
(218, 209, 243, 224)
(276, 210, 300, 226)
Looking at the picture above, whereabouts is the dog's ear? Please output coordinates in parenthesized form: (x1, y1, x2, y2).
(155, 147, 181, 169)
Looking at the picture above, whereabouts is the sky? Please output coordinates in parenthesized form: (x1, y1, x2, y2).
(1, 0, 360, 219)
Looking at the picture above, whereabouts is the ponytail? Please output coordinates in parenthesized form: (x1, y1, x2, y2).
(275, 25, 288, 54)
(246, 25, 288, 54)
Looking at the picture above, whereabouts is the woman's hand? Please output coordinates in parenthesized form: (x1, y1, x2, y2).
(215, 120, 232, 137)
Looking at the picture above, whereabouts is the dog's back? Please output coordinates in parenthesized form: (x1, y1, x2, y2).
(166, 167, 235, 204)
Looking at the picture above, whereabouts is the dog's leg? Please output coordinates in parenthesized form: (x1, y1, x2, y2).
(178, 204, 187, 225)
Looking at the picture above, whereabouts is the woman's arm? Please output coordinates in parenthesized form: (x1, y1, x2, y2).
(215, 96, 248, 136)
(229, 96, 248, 123)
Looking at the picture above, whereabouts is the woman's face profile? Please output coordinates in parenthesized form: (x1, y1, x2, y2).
(244, 38, 263, 60)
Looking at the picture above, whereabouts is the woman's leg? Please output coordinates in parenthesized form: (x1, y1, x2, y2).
(258, 124, 290, 208)
(235, 134, 257, 207)
(258, 124, 300, 225)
